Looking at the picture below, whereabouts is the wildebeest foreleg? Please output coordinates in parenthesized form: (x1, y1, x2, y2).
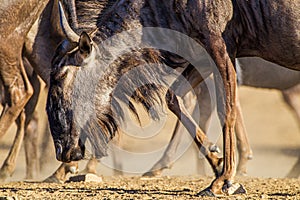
(166, 89, 223, 177)
(199, 35, 245, 196)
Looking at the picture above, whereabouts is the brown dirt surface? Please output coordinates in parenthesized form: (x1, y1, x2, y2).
(0, 176, 300, 199)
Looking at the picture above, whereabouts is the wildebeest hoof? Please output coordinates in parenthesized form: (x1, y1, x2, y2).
(198, 181, 246, 196)
(222, 181, 246, 195)
(197, 187, 216, 197)
(209, 144, 221, 153)
(142, 169, 162, 177)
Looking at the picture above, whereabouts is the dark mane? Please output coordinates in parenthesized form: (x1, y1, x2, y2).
(85, 47, 172, 157)
(110, 48, 169, 119)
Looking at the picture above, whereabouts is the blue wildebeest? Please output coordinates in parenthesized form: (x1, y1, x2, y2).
(47, 0, 299, 196)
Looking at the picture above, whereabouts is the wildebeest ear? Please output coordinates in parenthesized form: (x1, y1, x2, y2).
(79, 32, 92, 54)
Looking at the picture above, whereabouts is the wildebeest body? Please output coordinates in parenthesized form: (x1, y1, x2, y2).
(47, 0, 300, 196)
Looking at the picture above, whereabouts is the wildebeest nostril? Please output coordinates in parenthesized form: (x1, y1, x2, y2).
(55, 143, 63, 161)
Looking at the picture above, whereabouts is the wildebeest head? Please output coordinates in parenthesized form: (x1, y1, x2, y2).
(47, 33, 91, 162)
(47, 2, 105, 162)
(47, 2, 167, 162)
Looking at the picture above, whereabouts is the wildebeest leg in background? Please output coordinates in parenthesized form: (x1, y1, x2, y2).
(0, 110, 26, 181)
(81, 138, 123, 176)
(189, 78, 253, 178)
(282, 85, 300, 129)
(193, 82, 216, 175)
(143, 83, 210, 177)
(82, 158, 98, 175)
(235, 92, 253, 176)
(286, 158, 300, 178)
(110, 139, 124, 176)
(39, 121, 56, 173)
(24, 111, 39, 180)
(0, 60, 40, 181)
(22, 60, 41, 180)
(0, 57, 33, 139)
(44, 162, 79, 183)
(142, 119, 190, 177)
(282, 85, 300, 178)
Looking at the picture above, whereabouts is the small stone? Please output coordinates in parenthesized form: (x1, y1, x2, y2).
(67, 173, 102, 183)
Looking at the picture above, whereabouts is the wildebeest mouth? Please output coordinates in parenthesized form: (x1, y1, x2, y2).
(54, 138, 85, 162)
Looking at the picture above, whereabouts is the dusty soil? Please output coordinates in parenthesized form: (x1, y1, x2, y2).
(1, 176, 300, 199)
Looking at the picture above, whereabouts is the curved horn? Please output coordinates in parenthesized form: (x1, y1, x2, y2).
(58, 1, 80, 43)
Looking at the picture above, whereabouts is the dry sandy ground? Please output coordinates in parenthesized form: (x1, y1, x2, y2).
(1, 176, 300, 199)
(0, 86, 300, 199)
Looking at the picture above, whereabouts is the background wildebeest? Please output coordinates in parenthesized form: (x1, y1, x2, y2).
(0, 0, 82, 181)
(0, 0, 124, 182)
(47, 0, 299, 196)
(0, 0, 51, 181)
(0, 60, 40, 180)
(0, 0, 49, 139)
